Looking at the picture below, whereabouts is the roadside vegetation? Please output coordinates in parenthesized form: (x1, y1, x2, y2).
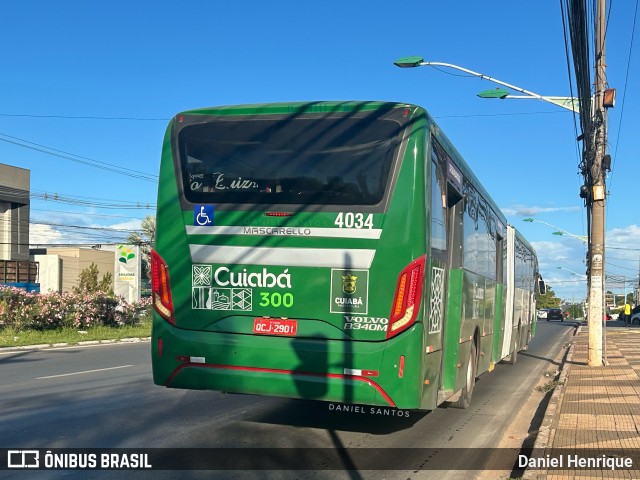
(536, 285, 562, 309)
(0, 262, 152, 348)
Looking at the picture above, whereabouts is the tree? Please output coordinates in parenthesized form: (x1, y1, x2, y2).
(566, 302, 585, 319)
(127, 215, 155, 279)
(73, 263, 113, 295)
(536, 285, 562, 309)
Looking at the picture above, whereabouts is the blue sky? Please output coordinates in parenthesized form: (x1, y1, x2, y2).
(1, 1, 638, 302)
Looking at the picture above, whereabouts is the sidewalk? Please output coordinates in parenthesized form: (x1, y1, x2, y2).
(524, 321, 640, 479)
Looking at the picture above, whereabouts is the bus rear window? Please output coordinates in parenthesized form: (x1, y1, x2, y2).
(176, 112, 407, 205)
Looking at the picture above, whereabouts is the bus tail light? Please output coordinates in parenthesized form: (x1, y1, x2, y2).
(387, 256, 425, 338)
(151, 249, 174, 324)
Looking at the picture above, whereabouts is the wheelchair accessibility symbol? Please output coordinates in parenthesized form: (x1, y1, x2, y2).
(194, 205, 214, 226)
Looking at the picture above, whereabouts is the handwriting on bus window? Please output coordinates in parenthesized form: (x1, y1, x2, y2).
(190, 173, 204, 191)
(189, 172, 259, 191)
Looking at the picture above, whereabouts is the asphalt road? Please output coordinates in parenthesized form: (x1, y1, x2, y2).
(0, 321, 575, 480)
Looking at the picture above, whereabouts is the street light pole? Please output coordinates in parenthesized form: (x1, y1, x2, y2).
(522, 218, 588, 242)
(557, 266, 587, 278)
(552, 231, 589, 242)
(393, 57, 579, 112)
(637, 258, 640, 305)
(477, 91, 582, 113)
(395, 48, 611, 367)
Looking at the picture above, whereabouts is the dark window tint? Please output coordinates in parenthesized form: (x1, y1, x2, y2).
(176, 111, 407, 205)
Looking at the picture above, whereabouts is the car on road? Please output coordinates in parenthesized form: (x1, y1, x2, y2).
(631, 306, 640, 325)
(537, 309, 548, 320)
(546, 308, 564, 321)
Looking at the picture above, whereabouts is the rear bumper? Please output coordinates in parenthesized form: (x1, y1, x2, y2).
(166, 361, 396, 407)
(151, 316, 422, 408)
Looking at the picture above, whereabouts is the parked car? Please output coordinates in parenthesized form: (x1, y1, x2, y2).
(546, 308, 564, 321)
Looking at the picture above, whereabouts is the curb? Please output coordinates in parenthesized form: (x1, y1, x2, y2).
(0, 337, 151, 353)
(522, 323, 580, 480)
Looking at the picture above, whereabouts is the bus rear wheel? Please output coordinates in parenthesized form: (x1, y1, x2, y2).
(453, 343, 477, 409)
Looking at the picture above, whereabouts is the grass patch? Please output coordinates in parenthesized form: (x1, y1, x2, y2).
(0, 318, 151, 348)
(536, 380, 562, 394)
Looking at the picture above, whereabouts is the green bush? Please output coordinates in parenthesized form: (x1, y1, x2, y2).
(73, 263, 113, 295)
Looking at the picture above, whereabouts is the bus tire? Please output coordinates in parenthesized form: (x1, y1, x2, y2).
(453, 343, 477, 409)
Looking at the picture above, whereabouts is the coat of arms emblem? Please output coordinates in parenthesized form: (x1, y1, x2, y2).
(342, 273, 357, 295)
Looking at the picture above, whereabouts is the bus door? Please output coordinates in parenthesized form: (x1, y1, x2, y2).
(428, 147, 464, 380)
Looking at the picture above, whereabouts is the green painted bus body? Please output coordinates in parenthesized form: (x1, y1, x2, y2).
(151, 101, 538, 410)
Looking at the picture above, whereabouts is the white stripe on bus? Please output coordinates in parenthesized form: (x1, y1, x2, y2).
(189, 245, 376, 269)
(186, 225, 382, 239)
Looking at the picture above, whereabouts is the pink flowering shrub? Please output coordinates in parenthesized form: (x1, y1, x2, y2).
(0, 286, 152, 331)
(0, 286, 38, 331)
(115, 297, 152, 326)
(29, 292, 73, 329)
(69, 292, 119, 329)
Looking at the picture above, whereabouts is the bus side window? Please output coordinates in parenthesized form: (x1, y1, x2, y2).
(430, 160, 447, 259)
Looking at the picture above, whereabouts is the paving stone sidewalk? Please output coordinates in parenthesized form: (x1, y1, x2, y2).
(525, 322, 640, 479)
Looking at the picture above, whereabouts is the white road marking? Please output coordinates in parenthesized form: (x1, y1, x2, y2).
(36, 365, 133, 380)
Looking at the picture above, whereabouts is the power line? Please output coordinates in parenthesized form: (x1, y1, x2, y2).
(30, 220, 143, 234)
(32, 189, 156, 205)
(3, 240, 152, 248)
(0, 221, 143, 236)
(32, 191, 156, 210)
(434, 111, 569, 119)
(609, 0, 638, 181)
(31, 207, 150, 220)
(0, 113, 168, 121)
(0, 131, 159, 182)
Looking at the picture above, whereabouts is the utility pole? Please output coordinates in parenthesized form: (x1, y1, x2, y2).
(587, 0, 607, 367)
(637, 258, 640, 305)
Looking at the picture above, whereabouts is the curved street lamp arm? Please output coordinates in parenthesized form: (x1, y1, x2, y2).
(415, 61, 577, 113)
(523, 218, 588, 242)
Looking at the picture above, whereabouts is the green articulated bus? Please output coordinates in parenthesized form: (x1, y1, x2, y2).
(151, 101, 541, 410)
